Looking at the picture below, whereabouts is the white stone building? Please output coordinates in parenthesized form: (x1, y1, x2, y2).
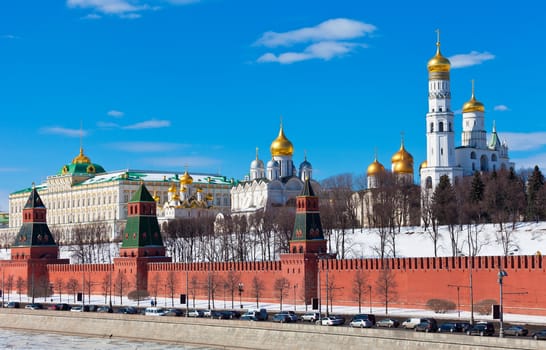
(230, 123, 320, 216)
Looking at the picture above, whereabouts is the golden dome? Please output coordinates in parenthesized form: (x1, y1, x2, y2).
(72, 147, 92, 164)
(367, 158, 385, 176)
(462, 81, 485, 113)
(153, 191, 160, 202)
(419, 160, 428, 170)
(206, 193, 214, 201)
(168, 183, 177, 193)
(180, 170, 193, 185)
(427, 41, 450, 73)
(270, 123, 294, 157)
(391, 141, 414, 174)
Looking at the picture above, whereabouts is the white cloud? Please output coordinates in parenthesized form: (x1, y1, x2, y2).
(165, 0, 200, 4)
(97, 121, 120, 128)
(107, 110, 124, 118)
(120, 12, 142, 19)
(40, 127, 87, 137)
(1, 34, 20, 39)
(109, 142, 184, 152)
(258, 41, 361, 64)
(123, 119, 171, 129)
(502, 132, 546, 151)
(256, 18, 376, 47)
(82, 13, 102, 19)
(512, 153, 546, 171)
(67, 0, 146, 14)
(449, 51, 495, 69)
(494, 105, 509, 112)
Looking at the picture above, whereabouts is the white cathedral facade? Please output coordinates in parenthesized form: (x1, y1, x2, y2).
(230, 123, 319, 215)
(419, 35, 514, 192)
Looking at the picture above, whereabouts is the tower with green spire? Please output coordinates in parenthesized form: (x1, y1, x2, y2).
(11, 185, 59, 260)
(289, 178, 327, 254)
(120, 183, 166, 258)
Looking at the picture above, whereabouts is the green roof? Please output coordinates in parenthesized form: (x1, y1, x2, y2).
(130, 184, 155, 203)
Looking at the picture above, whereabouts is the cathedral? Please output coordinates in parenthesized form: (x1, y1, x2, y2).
(230, 123, 320, 216)
(419, 34, 514, 191)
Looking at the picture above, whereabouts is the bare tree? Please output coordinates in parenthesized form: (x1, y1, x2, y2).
(5, 275, 14, 302)
(190, 275, 199, 308)
(224, 270, 241, 309)
(274, 277, 290, 311)
(251, 275, 265, 308)
(375, 263, 397, 315)
(114, 271, 130, 305)
(54, 278, 64, 303)
(101, 275, 110, 305)
(16, 276, 25, 302)
(166, 271, 177, 307)
(352, 269, 368, 313)
(149, 274, 161, 303)
(66, 278, 79, 303)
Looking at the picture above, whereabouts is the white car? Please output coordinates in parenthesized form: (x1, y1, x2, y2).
(349, 319, 373, 328)
(319, 316, 345, 326)
(144, 307, 166, 316)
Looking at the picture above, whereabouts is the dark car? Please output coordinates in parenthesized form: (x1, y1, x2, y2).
(7, 301, 20, 308)
(532, 330, 546, 340)
(466, 322, 495, 336)
(97, 306, 113, 313)
(272, 313, 292, 323)
(503, 325, 528, 336)
(165, 308, 183, 317)
(48, 303, 71, 311)
(438, 322, 464, 333)
(117, 306, 138, 314)
(415, 319, 438, 333)
(376, 318, 400, 328)
(25, 303, 43, 310)
(211, 311, 233, 320)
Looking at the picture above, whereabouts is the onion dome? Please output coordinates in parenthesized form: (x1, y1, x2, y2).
(299, 153, 312, 171)
(267, 159, 279, 168)
(197, 187, 203, 193)
(419, 160, 428, 171)
(391, 141, 414, 174)
(72, 147, 92, 164)
(153, 191, 160, 202)
(180, 170, 193, 185)
(168, 183, 177, 193)
(427, 38, 450, 73)
(250, 147, 264, 169)
(206, 193, 214, 201)
(367, 158, 385, 176)
(462, 80, 485, 113)
(270, 123, 294, 156)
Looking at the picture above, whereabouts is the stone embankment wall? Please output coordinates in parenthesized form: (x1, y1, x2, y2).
(1, 309, 545, 350)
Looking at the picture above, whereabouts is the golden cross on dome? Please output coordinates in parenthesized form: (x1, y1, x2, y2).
(435, 28, 440, 46)
(471, 79, 475, 98)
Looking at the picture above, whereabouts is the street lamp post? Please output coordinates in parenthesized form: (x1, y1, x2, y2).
(498, 270, 508, 338)
(293, 284, 297, 311)
(238, 282, 244, 309)
(368, 285, 372, 314)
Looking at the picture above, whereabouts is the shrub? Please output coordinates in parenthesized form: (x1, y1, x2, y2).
(127, 290, 149, 301)
(426, 299, 456, 313)
(474, 299, 497, 315)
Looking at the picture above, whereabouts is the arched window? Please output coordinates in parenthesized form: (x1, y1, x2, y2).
(430, 123, 434, 132)
(426, 177, 433, 189)
(439, 122, 444, 132)
(492, 154, 497, 162)
(470, 152, 476, 160)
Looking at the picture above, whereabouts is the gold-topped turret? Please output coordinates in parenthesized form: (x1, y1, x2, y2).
(367, 157, 386, 177)
(427, 29, 451, 79)
(270, 121, 294, 156)
(180, 170, 193, 185)
(391, 136, 414, 174)
(71, 147, 92, 164)
(462, 80, 485, 113)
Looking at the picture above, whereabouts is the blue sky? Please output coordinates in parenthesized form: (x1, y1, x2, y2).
(1, 0, 545, 210)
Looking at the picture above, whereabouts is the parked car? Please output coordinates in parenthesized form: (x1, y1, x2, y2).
(272, 313, 292, 323)
(278, 311, 298, 322)
(349, 318, 373, 328)
(466, 322, 495, 336)
(376, 318, 400, 328)
(351, 314, 376, 326)
(186, 309, 204, 317)
(300, 312, 320, 322)
(49, 303, 70, 310)
(504, 325, 529, 336)
(144, 307, 166, 316)
(117, 306, 138, 314)
(211, 311, 233, 320)
(70, 305, 90, 312)
(415, 320, 438, 333)
(225, 310, 241, 319)
(532, 330, 546, 340)
(96, 306, 113, 313)
(319, 315, 345, 326)
(165, 308, 184, 317)
(438, 322, 464, 333)
(203, 309, 213, 317)
(402, 318, 425, 329)
(25, 303, 43, 310)
(7, 301, 20, 308)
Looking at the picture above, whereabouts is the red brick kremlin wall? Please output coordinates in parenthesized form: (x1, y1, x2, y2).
(1, 255, 545, 316)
